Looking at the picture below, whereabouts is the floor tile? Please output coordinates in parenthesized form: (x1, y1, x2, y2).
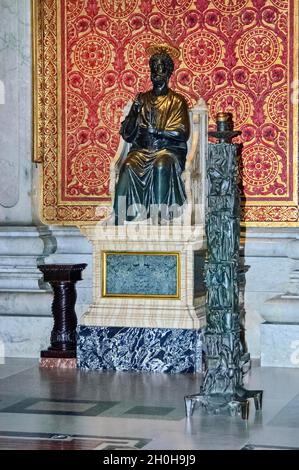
(0, 358, 37, 380)
(268, 393, 299, 428)
(124, 405, 175, 416)
(0, 398, 120, 416)
(0, 431, 150, 450)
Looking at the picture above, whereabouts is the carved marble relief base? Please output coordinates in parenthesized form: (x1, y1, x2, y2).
(78, 224, 206, 373)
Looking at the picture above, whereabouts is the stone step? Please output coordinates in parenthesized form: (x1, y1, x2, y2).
(0, 314, 52, 358)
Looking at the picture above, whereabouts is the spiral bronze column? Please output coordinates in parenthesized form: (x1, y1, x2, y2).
(38, 264, 87, 359)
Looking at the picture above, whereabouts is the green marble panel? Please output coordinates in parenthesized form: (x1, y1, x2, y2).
(103, 252, 179, 298)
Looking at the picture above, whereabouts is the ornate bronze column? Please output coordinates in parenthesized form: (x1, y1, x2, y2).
(184, 113, 263, 420)
(38, 264, 87, 359)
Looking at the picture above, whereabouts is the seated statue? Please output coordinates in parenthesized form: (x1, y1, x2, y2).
(113, 44, 190, 224)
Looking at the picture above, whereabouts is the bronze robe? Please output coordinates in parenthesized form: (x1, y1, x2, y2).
(114, 89, 190, 222)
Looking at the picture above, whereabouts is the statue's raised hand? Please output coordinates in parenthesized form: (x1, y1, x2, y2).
(131, 93, 143, 114)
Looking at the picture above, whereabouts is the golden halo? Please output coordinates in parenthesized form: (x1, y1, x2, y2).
(145, 43, 180, 60)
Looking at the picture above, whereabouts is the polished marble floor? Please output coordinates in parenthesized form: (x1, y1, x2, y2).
(0, 358, 299, 450)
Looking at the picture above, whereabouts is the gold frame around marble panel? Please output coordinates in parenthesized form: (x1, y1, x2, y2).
(102, 251, 181, 300)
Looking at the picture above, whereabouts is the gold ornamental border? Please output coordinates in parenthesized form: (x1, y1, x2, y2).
(32, 0, 299, 227)
(32, 0, 44, 164)
(102, 251, 181, 300)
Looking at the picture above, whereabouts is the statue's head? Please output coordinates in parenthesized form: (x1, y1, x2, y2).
(146, 44, 179, 91)
(149, 52, 174, 87)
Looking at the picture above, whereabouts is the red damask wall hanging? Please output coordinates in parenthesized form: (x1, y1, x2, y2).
(33, 0, 298, 225)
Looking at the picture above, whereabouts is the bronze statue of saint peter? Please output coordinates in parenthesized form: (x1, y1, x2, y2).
(113, 45, 190, 224)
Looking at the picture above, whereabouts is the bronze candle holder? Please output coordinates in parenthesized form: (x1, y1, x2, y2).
(209, 112, 241, 143)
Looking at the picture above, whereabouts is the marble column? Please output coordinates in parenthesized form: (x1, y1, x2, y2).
(0, 0, 32, 223)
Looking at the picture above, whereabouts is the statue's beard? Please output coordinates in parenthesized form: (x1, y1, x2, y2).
(152, 77, 168, 91)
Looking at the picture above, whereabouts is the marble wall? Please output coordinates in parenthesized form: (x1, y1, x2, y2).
(0, 1, 93, 357)
(241, 228, 299, 358)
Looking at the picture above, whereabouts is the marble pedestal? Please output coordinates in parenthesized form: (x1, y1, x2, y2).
(78, 224, 206, 373)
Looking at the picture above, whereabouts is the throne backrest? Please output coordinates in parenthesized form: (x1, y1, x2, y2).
(184, 98, 208, 225)
(109, 97, 208, 225)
